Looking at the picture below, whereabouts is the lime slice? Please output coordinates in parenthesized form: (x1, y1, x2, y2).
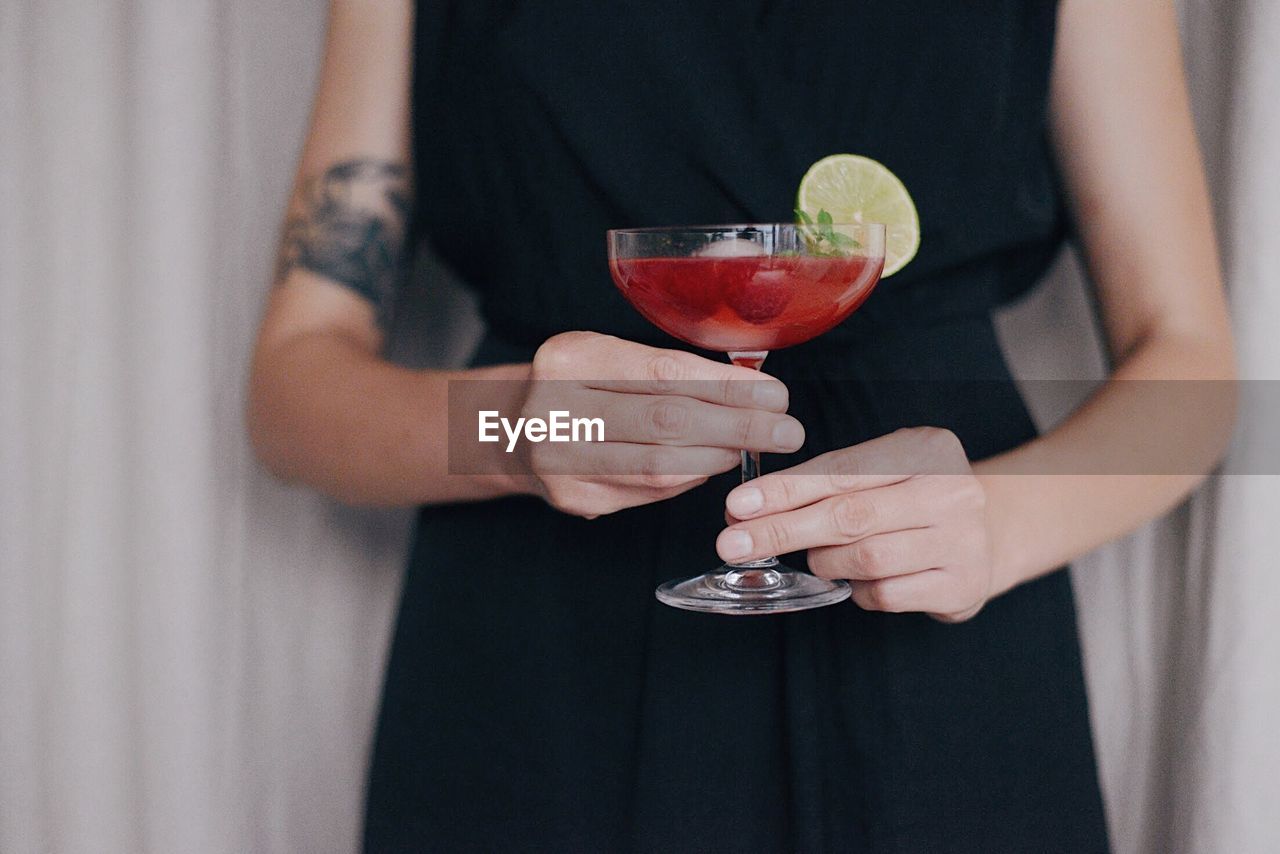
(796, 154, 920, 277)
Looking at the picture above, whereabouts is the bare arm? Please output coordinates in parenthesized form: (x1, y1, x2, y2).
(975, 0, 1236, 591)
(247, 0, 530, 505)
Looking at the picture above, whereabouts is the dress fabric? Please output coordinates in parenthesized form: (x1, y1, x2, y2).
(364, 2, 1110, 851)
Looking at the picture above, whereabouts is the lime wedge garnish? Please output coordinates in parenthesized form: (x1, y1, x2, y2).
(796, 154, 920, 277)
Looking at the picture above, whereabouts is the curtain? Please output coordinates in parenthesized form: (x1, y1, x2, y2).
(1, 2, 410, 852)
(995, 3, 1280, 851)
(1, 1, 1275, 852)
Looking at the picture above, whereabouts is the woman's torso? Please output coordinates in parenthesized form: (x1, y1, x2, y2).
(364, 4, 1109, 852)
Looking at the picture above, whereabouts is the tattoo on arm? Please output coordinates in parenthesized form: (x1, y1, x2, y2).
(275, 158, 412, 324)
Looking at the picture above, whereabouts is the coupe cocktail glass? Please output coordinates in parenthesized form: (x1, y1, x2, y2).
(607, 223, 886, 614)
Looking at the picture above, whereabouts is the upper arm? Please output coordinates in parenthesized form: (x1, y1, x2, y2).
(1049, 0, 1232, 367)
(255, 0, 416, 358)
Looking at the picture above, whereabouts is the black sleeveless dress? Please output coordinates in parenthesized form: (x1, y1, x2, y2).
(365, 3, 1110, 851)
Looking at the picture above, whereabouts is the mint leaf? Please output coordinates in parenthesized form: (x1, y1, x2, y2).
(795, 208, 859, 256)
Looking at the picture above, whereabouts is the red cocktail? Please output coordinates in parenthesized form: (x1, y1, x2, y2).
(607, 223, 887, 614)
(610, 253, 883, 352)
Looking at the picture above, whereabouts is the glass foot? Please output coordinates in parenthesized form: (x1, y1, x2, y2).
(655, 559, 850, 615)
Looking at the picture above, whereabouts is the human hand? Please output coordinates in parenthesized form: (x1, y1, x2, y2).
(520, 332, 804, 518)
(715, 427, 994, 622)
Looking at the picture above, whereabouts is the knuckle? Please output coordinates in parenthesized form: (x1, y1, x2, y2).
(647, 472, 688, 490)
(911, 426, 964, 471)
(635, 449, 671, 487)
(543, 483, 583, 515)
(940, 596, 986, 623)
(825, 450, 864, 490)
(911, 425, 950, 446)
(645, 353, 687, 390)
(531, 332, 584, 377)
(560, 498, 594, 518)
(557, 481, 627, 518)
(829, 495, 874, 540)
(645, 400, 690, 439)
(935, 608, 977, 624)
(854, 538, 894, 578)
(864, 582, 900, 612)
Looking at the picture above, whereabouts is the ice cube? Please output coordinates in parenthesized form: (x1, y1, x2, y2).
(696, 237, 767, 258)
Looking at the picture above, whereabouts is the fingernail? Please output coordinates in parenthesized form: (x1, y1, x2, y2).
(727, 487, 764, 517)
(772, 420, 804, 450)
(753, 382, 787, 410)
(720, 529, 753, 560)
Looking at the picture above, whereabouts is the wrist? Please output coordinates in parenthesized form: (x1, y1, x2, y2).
(975, 470, 1031, 599)
(418, 361, 542, 504)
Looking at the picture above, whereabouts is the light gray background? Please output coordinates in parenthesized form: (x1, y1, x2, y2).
(2, 1, 1277, 852)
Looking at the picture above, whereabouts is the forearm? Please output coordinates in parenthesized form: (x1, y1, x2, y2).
(975, 328, 1236, 594)
(248, 332, 534, 507)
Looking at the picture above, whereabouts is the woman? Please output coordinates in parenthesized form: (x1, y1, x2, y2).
(248, 1, 1235, 850)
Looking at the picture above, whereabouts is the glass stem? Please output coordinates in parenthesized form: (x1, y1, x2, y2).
(726, 351, 780, 578)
